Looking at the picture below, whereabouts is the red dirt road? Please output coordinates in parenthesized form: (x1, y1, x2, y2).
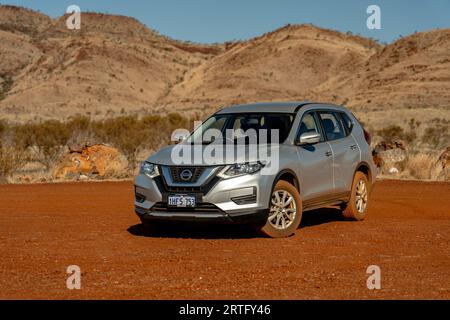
(0, 180, 449, 299)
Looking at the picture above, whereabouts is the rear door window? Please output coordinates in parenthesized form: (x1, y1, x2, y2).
(318, 112, 346, 141)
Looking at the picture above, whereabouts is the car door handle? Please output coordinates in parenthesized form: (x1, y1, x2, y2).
(325, 151, 332, 157)
(350, 145, 358, 150)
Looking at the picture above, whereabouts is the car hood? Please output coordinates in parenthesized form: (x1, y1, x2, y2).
(145, 143, 282, 166)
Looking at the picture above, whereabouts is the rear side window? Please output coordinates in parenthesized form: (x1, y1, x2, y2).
(339, 112, 354, 136)
(318, 112, 346, 141)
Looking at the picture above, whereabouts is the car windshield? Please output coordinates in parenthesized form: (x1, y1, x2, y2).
(186, 113, 295, 145)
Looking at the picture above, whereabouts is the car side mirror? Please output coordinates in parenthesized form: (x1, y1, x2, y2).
(297, 132, 321, 145)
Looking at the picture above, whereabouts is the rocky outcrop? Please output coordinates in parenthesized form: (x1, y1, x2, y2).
(372, 140, 408, 174)
(52, 143, 128, 180)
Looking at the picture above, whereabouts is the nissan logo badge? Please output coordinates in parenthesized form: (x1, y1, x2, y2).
(180, 169, 193, 181)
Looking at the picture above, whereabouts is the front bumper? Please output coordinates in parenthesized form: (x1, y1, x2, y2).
(135, 206, 268, 224)
(134, 169, 273, 224)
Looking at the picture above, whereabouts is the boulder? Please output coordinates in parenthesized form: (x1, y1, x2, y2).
(53, 144, 128, 180)
(372, 140, 408, 174)
(68, 143, 85, 153)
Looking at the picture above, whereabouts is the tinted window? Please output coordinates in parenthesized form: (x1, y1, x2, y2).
(188, 115, 228, 144)
(318, 112, 345, 141)
(187, 113, 294, 144)
(231, 114, 294, 143)
(339, 112, 354, 136)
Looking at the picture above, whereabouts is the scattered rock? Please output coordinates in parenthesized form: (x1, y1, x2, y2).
(388, 167, 400, 174)
(53, 144, 128, 180)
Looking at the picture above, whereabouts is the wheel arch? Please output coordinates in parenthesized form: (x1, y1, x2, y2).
(354, 161, 373, 183)
(271, 169, 301, 194)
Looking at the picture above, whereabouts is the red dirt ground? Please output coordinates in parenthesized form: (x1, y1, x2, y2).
(0, 180, 449, 299)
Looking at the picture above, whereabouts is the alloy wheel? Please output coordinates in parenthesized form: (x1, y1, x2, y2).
(268, 189, 297, 230)
(355, 180, 368, 213)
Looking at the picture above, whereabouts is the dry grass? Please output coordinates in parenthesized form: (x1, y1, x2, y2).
(102, 162, 130, 180)
(0, 144, 26, 180)
(403, 153, 434, 180)
(0, 113, 194, 183)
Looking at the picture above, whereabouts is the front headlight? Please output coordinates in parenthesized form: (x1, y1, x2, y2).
(140, 162, 160, 178)
(218, 162, 264, 179)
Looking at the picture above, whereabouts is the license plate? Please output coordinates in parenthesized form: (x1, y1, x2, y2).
(168, 195, 196, 208)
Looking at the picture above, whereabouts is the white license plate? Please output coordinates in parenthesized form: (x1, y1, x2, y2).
(168, 195, 196, 208)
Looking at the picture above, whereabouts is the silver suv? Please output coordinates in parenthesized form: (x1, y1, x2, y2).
(134, 102, 376, 238)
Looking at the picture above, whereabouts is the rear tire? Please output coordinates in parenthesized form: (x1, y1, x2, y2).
(342, 172, 370, 221)
(259, 180, 302, 238)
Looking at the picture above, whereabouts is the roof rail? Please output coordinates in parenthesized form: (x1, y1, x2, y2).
(294, 101, 316, 113)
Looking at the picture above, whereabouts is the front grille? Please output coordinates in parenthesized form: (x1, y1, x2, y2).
(154, 175, 221, 194)
(169, 166, 206, 183)
(155, 165, 223, 195)
(151, 202, 224, 214)
(165, 185, 211, 193)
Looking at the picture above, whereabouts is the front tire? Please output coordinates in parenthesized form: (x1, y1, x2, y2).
(342, 172, 370, 220)
(259, 180, 302, 238)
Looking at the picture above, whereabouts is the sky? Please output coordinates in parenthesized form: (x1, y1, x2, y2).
(1, 0, 449, 44)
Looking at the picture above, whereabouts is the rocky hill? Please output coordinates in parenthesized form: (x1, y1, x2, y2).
(0, 5, 449, 122)
(0, 5, 224, 121)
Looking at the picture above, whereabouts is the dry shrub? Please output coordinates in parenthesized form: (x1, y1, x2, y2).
(91, 113, 192, 170)
(91, 116, 148, 170)
(1, 120, 26, 181)
(102, 159, 130, 179)
(0, 144, 26, 180)
(1, 112, 195, 181)
(376, 125, 416, 143)
(422, 125, 449, 149)
(13, 120, 70, 169)
(404, 153, 433, 180)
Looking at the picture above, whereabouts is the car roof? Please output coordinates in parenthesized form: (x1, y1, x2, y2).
(215, 101, 352, 114)
(216, 101, 314, 114)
